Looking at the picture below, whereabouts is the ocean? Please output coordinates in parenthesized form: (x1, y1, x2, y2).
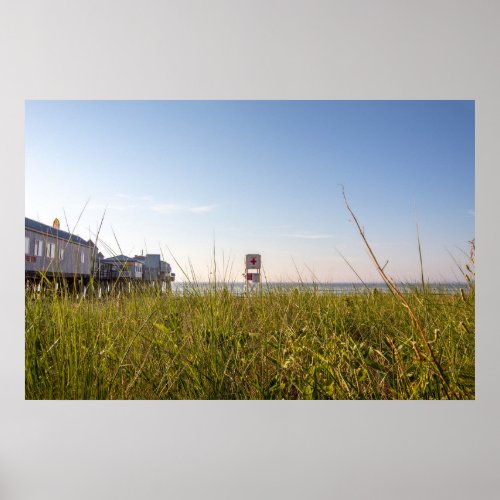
(171, 281, 469, 295)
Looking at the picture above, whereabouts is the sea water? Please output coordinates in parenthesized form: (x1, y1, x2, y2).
(171, 282, 467, 295)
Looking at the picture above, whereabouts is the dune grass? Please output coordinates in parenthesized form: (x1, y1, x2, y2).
(25, 278, 474, 400)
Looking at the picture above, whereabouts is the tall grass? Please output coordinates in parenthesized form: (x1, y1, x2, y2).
(25, 278, 474, 399)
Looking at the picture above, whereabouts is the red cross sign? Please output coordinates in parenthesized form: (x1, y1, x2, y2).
(245, 254, 261, 269)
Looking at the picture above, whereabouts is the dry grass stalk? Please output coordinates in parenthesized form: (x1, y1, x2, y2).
(341, 187, 453, 395)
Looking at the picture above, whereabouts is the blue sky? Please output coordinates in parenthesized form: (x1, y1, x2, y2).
(25, 100, 474, 282)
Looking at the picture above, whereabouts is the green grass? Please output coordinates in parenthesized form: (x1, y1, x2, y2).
(25, 280, 475, 400)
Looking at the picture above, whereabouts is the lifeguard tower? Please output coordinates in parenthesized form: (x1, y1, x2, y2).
(245, 253, 261, 293)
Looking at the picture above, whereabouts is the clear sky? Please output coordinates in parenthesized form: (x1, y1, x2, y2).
(25, 100, 474, 283)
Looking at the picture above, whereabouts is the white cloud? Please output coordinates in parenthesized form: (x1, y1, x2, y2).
(87, 202, 137, 211)
(189, 204, 218, 214)
(89, 195, 218, 215)
(150, 203, 218, 215)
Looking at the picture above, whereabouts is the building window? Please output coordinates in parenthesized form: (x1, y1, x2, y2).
(59, 247, 64, 260)
(46, 242, 56, 258)
(25, 237, 30, 255)
(81, 252, 85, 264)
(34, 239, 43, 257)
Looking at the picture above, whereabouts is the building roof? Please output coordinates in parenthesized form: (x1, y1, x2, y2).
(101, 255, 142, 264)
(25, 217, 91, 247)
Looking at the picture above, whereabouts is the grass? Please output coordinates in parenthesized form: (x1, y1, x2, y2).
(25, 279, 474, 399)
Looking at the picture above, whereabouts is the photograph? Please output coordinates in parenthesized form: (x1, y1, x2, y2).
(25, 100, 475, 400)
